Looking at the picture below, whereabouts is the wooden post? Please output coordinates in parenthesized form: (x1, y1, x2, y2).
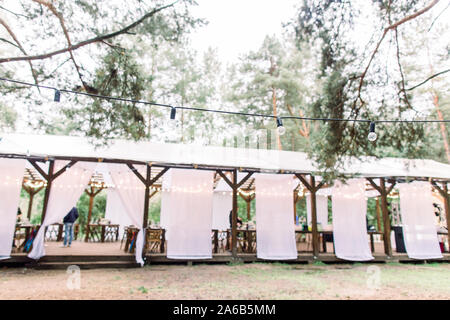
(84, 188, 95, 242)
(293, 191, 299, 224)
(367, 178, 395, 257)
(232, 169, 238, 258)
(376, 197, 382, 232)
(41, 160, 55, 224)
(143, 164, 151, 229)
(295, 174, 325, 258)
(309, 176, 319, 258)
(379, 178, 392, 257)
(442, 183, 449, 250)
(245, 198, 251, 220)
(217, 170, 253, 259)
(27, 192, 35, 220)
(239, 192, 254, 221)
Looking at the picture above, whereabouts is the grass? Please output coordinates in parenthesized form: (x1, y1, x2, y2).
(0, 262, 449, 299)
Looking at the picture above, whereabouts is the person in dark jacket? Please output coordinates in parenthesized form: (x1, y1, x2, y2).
(62, 207, 79, 247)
(229, 210, 243, 229)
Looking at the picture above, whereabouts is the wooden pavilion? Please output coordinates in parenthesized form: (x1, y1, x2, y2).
(0, 133, 449, 268)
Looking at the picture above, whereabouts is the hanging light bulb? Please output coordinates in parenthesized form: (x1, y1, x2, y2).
(170, 107, 176, 120)
(276, 117, 286, 136)
(54, 89, 61, 102)
(368, 121, 377, 142)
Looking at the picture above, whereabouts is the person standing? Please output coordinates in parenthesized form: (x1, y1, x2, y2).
(62, 207, 79, 247)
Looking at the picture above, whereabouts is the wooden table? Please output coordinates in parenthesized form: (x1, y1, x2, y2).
(86, 224, 119, 243)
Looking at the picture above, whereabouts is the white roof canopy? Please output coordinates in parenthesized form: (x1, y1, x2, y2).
(0, 133, 449, 180)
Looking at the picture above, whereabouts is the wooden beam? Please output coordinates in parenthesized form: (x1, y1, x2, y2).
(236, 172, 254, 189)
(295, 174, 312, 192)
(216, 170, 233, 188)
(149, 190, 158, 199)
(52, 160, 77, 180)
(149, 167, 169, 186)
(127, 163, 146, 185)
(386, 180, 396, 195)
(28, 160, 49, 181)
(367, 178, 382, 194)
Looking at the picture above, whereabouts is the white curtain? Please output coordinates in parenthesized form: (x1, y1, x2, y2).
(105, 188, 133, 238)
(0, 159, 26, 260)
(166, 169, 214, 259)
(255, 174, 297, 260)
(212, 191, 232, 230)
(160, 169, 172, 240)
(306, 194, 329, 228)
(29, 161, 95, 260)
(398, 181, 442, 259)
(332, 179, 374, 261)
(108, 164, 146, 266)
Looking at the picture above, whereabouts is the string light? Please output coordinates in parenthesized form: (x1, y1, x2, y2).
(54, 89, 61, 102)
(0, 77, 448, 131)
(276, 117, 286, 136)
(170, 107, 176, 120)
(368, 122, 377, 142)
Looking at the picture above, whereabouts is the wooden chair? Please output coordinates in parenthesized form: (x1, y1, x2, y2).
(145, 229, 162, 253)
(120, 226, 129, 250)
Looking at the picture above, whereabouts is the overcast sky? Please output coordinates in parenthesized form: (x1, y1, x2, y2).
(189, 0, 298, 64)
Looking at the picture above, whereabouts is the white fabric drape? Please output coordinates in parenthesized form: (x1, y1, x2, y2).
(212, 191, 232, 230)
(29, 161, 94, 260)
(306, 194, 329, 228)
(160, 169, 172, 240)
(104, 188, 133, 238)
(166, 169, 214, 259)
(108, 164, 146, 266)
(255, 174, 297, 260)
(398, 181, 442, 259)
(0, 159, 26, 260)
(332, 179, 373, 261)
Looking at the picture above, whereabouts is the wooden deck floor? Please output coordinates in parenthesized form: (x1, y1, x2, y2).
(4, 240, 449, 267)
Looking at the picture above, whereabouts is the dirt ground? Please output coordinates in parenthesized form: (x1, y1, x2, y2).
(0, 262, 449, 300)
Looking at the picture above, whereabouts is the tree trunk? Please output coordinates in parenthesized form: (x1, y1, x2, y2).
(272, 86, 282, 150)
(432, 93, 450, 163)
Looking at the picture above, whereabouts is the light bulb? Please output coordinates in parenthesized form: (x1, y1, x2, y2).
(368, 132, 377, 142)
(277, 125, 286, 136)
(368, 121, 377, 141)
(276, 117, 286, 135)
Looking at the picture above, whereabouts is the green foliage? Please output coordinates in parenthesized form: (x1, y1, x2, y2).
(0, 103, 17, 131)
(290, 0, 441, 179)
(148, 197, 162, 225)
(76, 191, 107, 233)
(226, 35, 315, 151)
(65, 50, 149, 142)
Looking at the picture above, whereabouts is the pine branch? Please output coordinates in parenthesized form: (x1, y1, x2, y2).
(406, 68, 450, 91)
(0, 0, 180, 64)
